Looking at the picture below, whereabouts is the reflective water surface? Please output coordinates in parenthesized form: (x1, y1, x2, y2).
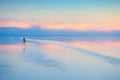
(0, 37, 120, 80)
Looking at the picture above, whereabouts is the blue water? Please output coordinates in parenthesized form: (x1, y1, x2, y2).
(0, 36, 120, 80)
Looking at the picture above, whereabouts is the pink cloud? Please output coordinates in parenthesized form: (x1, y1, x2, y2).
(0, 19, 38, 28)
(41, 21, 120, 31)
(41, 21, 93, 31)
(0, 19, 120, 31)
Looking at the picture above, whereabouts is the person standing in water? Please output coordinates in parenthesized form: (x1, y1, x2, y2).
(23, 38, 26, 43)
(22, 38, 27, 51)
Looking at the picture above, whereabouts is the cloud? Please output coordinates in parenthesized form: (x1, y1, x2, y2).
(41, 21, 120, 31)
(0, 19, 120, 31)
(0, 19, 38, 28)
(41, 21, 93, 31)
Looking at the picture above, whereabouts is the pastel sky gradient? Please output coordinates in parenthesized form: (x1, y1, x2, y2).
(0, 0, 120, 31)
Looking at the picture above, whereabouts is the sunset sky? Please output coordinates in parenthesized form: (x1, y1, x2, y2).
(0, 0, 120, 31)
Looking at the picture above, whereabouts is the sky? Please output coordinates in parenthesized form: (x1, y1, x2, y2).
(0, 0, 120, 31)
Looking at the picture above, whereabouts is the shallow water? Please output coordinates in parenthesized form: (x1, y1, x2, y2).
(0, 36, 120, 80)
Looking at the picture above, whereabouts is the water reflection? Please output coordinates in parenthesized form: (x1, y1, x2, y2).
(0, 37, 120, 80)
(0, 44, 22, 52)
(0, 62, 9, 75)
(28, 39, 120, 65)
(68, 41, 120, 58)
(0, 38, 63, 70)
(0, 53, 11, 80)
(65, 45, 120, 65)
(22, 43, 63, 69)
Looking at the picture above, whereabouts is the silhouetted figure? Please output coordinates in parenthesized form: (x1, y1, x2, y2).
(23, 38, 26, 43)
(22, 38, 27, 52)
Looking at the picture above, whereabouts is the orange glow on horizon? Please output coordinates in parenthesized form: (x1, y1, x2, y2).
(0, 19, 120, 31)
(41, 21, 93, 31)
